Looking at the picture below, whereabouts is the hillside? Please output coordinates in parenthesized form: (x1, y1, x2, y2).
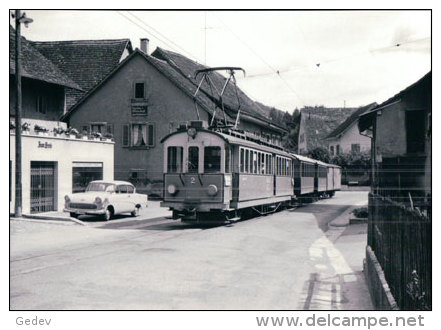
(299, 106, 360, 152)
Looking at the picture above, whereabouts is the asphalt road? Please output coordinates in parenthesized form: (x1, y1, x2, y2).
(10, 191, 370, 310)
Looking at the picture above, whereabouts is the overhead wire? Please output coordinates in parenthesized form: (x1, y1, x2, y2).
(241, 36, 431, 79)
(212, 13, 306, 107)
(124, 11, 203, 63)
(116, 11, 203, 63)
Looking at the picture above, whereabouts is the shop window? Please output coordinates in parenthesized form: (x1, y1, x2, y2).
(330, 145, 334, 155)
(336, 145, 341, 155)
(72, 162, 103, 193)
(167, 147, 184, 173)
(188, 146, 199, 173)
(204, 146, 221, 173)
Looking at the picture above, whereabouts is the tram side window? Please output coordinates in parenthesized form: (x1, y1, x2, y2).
(265, 154, 269, 174)
(240, 148, 245, 173)
(253, 151, 258, 174)
(245, 149, 250, 173)
(257, 152, 262, 174)
(225, 146, 231, 173)
(261, 153, 265, 174)
(204, 146, 221, 173)
(167, 146, 183, 173)
(188, 146, 199, 173)
(269, 155, 272, 174)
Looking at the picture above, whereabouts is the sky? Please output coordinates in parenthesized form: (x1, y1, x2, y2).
(14, 10, 431, 113)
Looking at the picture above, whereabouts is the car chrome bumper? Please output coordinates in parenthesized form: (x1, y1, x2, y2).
(63, 208, 106, 215)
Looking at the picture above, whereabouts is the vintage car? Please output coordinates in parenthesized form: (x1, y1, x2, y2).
(64, 180, 148, 221)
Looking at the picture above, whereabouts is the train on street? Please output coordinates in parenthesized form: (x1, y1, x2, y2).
(161, 120, 341, 224)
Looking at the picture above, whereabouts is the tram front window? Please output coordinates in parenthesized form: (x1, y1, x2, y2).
(167, 146, 183, 173)
(188, 146, 199, 173)
(204, 146, 221, 173)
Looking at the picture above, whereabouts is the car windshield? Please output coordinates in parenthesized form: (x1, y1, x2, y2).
(86, 182, 115, 192)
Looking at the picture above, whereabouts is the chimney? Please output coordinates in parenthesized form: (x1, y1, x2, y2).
(140, 38, 149, 54)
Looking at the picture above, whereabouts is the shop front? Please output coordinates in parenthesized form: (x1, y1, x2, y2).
(10, 130, 114, 214)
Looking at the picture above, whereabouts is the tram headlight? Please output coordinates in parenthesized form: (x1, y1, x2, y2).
(167, 184, 178, 195)
(187, 127, 197, 139)
(207, 184, 218, 196)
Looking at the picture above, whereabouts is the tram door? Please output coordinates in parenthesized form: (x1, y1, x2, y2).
(30, 161, 57, 213)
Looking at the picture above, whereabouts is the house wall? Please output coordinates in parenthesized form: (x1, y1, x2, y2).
(67, 53, 284, 186)
(375, 102, 407, 158)
(328, 122, 371, 155)
(9, 76, 65, 121)
(67, 54, 210, 184)
(10, 132, 114, 214)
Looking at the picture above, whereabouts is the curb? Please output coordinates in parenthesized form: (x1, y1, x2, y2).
(349, 217, 368, 224)
(328, 205, 353, 228)
(20, 214, 87, 226)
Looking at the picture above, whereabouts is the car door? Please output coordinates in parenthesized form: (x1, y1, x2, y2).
(125, 184, 136, 211)
(114, 185, 128, 214)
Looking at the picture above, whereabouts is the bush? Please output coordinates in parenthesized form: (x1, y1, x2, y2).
(352, 207, 368, 218)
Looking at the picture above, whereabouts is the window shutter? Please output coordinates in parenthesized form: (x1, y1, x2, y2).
(106, 123, 114, 135)
(122, 124, 130, 147)
(148, 123, 154, 146)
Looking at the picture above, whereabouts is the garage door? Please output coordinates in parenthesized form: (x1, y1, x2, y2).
(30, 161, 57, 213)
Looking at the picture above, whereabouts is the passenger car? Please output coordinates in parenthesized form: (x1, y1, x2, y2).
(64, 180, 148, 220)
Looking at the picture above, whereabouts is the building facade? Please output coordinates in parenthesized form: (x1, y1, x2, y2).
(10, 25, 114, 215)
(63, 47, 287, 191)
(10, 127, 114, 214)
(325, 103, 377, 156)
(358, 71, 431, 209)
(297, 106, 359, 154)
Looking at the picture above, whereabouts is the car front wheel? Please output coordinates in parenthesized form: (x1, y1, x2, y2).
(131, 207, 140, 217)
(103, 208, 113, 221)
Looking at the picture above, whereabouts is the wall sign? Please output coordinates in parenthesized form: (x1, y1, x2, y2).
(131, 105, 148, 115)
(38, 141, 52, 149)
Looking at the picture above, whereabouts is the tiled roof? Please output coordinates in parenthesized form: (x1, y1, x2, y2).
(31, 38, 132, 91)
(9, 25, 81, 90)
(63, 48, 287, 133)
(358, 71, 431, 132)
(151, 47, 280, 126)
(300, 107, 359, 150)
(325, 102, 377, 139)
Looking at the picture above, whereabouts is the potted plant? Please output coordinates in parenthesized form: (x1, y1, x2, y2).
(92, 131, 102, 140)
(34, 124, 49, 136)
(103, 132, 113, 141)
(53, 126, 65, 137)
(22, 122, 31, 134)
(66, 127, 79, 138)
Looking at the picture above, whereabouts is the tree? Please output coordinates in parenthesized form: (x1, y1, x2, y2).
(307, 147, 330, 163)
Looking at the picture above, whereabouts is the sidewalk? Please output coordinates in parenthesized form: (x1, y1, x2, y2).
(325, 201, 373, 310)
(11, 201, 172, 226)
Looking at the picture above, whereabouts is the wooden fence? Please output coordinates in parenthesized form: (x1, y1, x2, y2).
(368, 193, 431, 310)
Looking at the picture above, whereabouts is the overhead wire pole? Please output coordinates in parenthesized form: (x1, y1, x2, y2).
(13, 10, 33, 217)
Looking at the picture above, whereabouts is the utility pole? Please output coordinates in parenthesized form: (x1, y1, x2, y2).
(13, 10, 32, 217)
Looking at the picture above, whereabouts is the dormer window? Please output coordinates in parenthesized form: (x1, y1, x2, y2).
(134, 82, 145, 99)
